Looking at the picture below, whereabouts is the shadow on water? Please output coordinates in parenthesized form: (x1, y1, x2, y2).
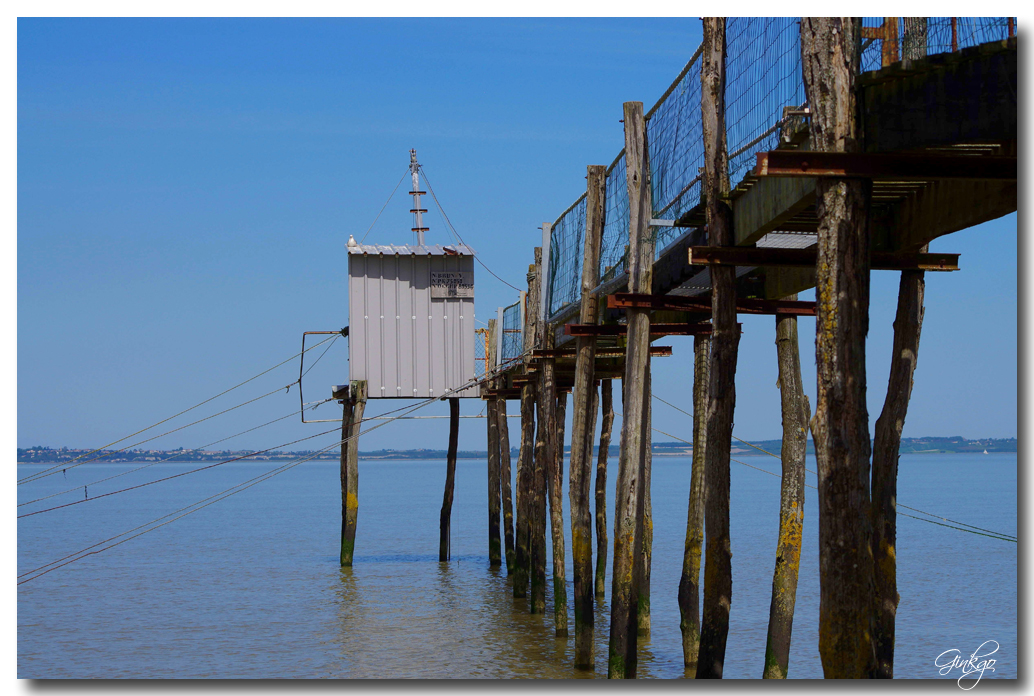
(326, 556, 659, 678)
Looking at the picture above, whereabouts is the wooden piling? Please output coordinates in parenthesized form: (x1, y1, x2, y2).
(762, 296, 810, 679)
(514, 251, 542, 599)
(547, 385, 568, 635)
(637, 366, 653, 637)
(532, 238, 554, 617)
(678, 335, 709, 672)
(872, 252, 926, 679)
(697, 17, 738, 680)
(439, 397, 460, 562)
(801, 16, 877, 679)
(594, 379, 614, 600)
(487, 319, 503, 568)
(340, 380, 367, 567)
(498, 395, 516, 575)
(608, 100, 653, 679)
(569, 163, 606, 666)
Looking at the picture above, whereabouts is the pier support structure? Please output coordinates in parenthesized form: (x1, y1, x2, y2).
(801, 16, 877, 679)
(608, 100, 654, 679)
(569, 163, 605, 666)
(340, 380, 367, 567)
(514, 249, 542, 600)
(698, 16, 739, 679)
(678, 334, 709, 673)
(439, 398, 460, 562)
(762, 295, 810, 679)
(486, 319, 503, 568)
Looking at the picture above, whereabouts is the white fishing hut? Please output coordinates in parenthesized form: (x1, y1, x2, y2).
(346, 151, 478, 399)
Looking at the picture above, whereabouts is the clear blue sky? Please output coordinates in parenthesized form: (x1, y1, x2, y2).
(17, 17, 1017, 455)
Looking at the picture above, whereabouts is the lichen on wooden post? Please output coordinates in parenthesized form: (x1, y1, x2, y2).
(801, 16, 877, 679)
(595, 379, 614, 600)
(570, 163, 606, 666)
(514, 251, 542, 599)
(439, 397, 460, 562)
(487, 319, 503, 568)
(872, 253, 926, 679)
(547, 385, 568, 635)
(498, 396, 516, 575)
(762, 296, 810, 679)
(697, 16, 738, 680)
(340, 380, 367, 567)
(608, 100, 653, 679)
(679, 335, 709, 673)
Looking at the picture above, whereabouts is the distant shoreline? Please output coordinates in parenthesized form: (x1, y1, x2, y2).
(17, 436, 1017, 464)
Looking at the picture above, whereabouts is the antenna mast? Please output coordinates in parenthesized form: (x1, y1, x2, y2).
(409, 149, 428, 246)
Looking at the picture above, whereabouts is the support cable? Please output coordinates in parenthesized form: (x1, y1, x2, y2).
(360, 167, 410, 244)
(18, 335, 338, 486)
(421, 167, 523, 293)
(18, 370, 501, 585)
(19, 398, 336, 509)
(645, 397, 1017, 543)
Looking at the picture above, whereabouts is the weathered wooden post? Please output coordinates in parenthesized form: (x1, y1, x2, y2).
(569, 163, 606, 666)
(678, 335, 709, 672)
(532, 231, 556, 618)
(608, 100, 653, 679)
(439, 397, 460, 562)
(515, 249, 542, 600)
(486, 319, 503, 568)
(637, 366, 653, 637)
(801, 16, 877, 679)
(498, 395, 516, 575)
(548, 385, 568, 635)
(340, 380, 367, 566)
(872, 255, 926, 678)
(762, 296, 810, 679)
(594, 378, 614, 599)
(697, 16, 738, 679)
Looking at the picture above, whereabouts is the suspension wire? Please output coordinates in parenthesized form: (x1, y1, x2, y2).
(18, 372, 494, 585)
(420, 167, 524, 293)
(19, 382, 295, 487)
(359, 166, 410, 244)
(18, 335, 338, 486)
(300, 335, 338, 380)
(647, 396, 1018, 543)
(19, 398, 337, 509)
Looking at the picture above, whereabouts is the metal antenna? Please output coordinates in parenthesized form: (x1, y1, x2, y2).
(409, 149, 428, 246)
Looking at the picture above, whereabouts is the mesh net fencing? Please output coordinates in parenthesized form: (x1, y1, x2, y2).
(500, 300, 523, 363)
(539, 16, 1014, 324)
(547, 194, 587, 317)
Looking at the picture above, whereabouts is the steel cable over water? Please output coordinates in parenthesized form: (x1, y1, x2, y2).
(648, 395, 1017, 543)
(18, 356, 533, 585)
(18, 335, 339, 486)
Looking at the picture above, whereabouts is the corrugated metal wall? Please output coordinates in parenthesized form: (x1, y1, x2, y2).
(348, 252, 477, 398)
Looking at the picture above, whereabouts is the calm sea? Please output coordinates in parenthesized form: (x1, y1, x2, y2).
(17, 452, 1017, 679)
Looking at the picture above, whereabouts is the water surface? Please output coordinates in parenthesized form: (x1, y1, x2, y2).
(18, 453, 1017, 679)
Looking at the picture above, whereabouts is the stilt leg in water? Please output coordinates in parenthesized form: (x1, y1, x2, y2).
(439, 398, 460, 562)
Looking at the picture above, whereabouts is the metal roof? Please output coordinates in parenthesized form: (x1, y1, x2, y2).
(347, 243, 477, 256)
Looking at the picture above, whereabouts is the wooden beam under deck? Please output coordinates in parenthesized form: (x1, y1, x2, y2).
(688, 246, 959, 271)
(608, 293, 817, 316)
(565, 323, 715, 338)
(754, 150, 1017, 181)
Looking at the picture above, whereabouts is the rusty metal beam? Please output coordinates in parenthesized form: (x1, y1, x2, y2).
(608, 293, 818, 316)
(565, 322, 717, 338)
(688, 246, 959, 271)
(754, 150, 1016, 181)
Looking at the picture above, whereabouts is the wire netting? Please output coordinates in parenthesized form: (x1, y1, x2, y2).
(547, 194, 587, 317)
(501, 301, 523, 363)
(725, 17, 807, 189)
(475, 328, 488, 377)
(599, 151, 630, 286)
(537, 16, 1014, 324)
(647, 50, 704, 256)
(861, 17, 1015, 72)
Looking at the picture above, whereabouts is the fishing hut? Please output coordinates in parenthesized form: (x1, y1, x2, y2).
(335, 149, 478, 566)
